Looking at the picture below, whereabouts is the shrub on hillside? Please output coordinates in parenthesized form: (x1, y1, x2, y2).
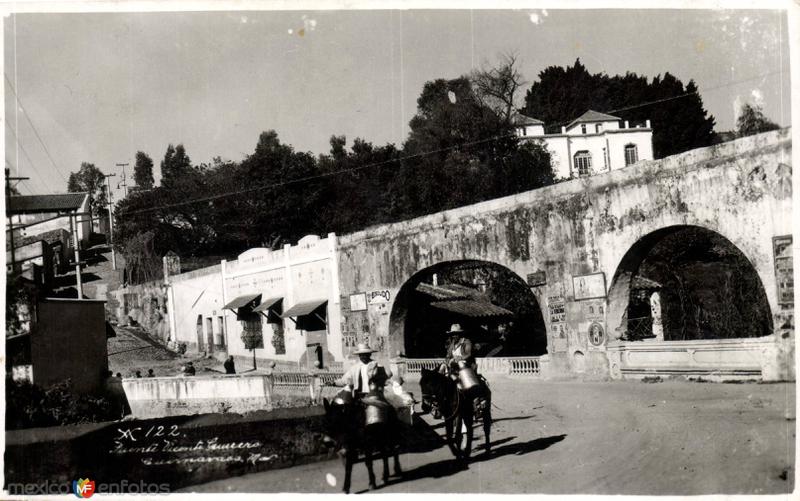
(6, 378, 118, 430)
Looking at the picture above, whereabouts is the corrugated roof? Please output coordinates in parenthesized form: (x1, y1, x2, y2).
(416, 283, 484, 301)
(223, 293, 261, 310)
(430, 300, 513, 318)
(7, 193, 89, 214)
(511, 113, 544, 126)
(282, 299, 328, 318)
(566, 110, 621, 129)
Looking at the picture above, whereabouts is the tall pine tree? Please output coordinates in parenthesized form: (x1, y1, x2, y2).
(133, 151, 155, 190)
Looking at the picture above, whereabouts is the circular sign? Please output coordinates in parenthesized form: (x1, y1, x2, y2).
(588, 321, 606, 346)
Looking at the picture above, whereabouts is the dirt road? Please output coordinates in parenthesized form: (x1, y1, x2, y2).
(182, 378, 794, 495)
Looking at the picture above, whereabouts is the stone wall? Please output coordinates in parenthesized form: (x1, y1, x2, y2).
(112, 279, 171, 343)
(336, 129, 793, 380)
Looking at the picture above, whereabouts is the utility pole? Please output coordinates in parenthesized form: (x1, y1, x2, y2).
(116, 163, 129, 198)
(5, 168, 29, 275)
(70, 213, 83, 297)
(103, 173, 117, 270)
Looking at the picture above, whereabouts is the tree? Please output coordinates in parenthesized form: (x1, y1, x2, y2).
(396, 74, 553, 219)
(67, 162, 107, 218)
(470, 52, 526, 123)
(522, 59, 717, 158)
(317, 136, 401, 233)
(236, 130, 325, 248)
(736, 103, 780, 137)
(160, 144, 193, 188)
(133, 151, 155, 190)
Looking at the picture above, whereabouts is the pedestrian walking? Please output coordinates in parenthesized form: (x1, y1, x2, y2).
(224, 356, 236, 374)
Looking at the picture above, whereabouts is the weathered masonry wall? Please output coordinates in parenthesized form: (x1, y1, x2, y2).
(336, 129, 793, 380)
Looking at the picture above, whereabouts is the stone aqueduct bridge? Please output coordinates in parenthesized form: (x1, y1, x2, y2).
(335, 129, 794, 380)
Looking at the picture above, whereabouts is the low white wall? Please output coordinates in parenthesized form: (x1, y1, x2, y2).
(122, 374, 272, 418)
(606, 336, 779, 380)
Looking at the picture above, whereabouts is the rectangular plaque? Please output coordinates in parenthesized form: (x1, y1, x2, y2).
(773, 235, 793, 306)
(349, 293, 367, 312)
(572, 272, 607, 300)
(527, 270, 546, 287)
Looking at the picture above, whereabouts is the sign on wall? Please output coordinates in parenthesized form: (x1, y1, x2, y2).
(548, 295, 566, 324)
(367, 290, 391, 305)
(349, 293, 367, 312)
(572, 272, 607, 300)
(587, 321, 606, 347)
(773, 235, 793, 307)
(547, 295, 567, 352)
(527, 270, 546, 287)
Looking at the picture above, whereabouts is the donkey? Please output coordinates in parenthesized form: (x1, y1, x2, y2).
(419, 368, 492, 460)
(322, 391, 403, 493)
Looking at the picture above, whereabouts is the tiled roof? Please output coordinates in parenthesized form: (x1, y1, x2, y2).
(416, 283, 484, 301)
(511, 113, 544, 126)
(430, 299, 513, 318)
(567, 110, 621, 129)
(7, 193, 89, 214)
(631, 275, 662, 290)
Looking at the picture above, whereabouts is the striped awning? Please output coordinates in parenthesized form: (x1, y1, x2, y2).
(430, 300, 513, 318)
(223, 293, 261, 310)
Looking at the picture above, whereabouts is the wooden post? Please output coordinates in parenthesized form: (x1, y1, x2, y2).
(70, 214, 83, 298)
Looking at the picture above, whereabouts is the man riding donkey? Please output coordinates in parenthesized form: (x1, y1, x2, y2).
(438, 323, 490, 420)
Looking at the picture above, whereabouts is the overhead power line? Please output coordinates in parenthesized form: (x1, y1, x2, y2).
(4, 73, 69, 184)
(118, 68, 786, 218)
(5, 122, 59, 193)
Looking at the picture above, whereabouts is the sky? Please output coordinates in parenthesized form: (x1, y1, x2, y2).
(2, 7, 792, 200)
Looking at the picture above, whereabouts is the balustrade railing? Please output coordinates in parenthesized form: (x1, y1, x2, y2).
(405, 357, 542, 376)
(405, 358, 445, 373)
(506, 357, 540, 375)
(271, 371, 344, 386)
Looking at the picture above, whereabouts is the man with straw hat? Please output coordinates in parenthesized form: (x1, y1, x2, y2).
(439, 323, 476, 378)
(331, 342, 391, 400)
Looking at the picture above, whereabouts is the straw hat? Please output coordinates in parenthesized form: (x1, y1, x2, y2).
(353, 342, 377, 355)
(447, 323, 466, 334)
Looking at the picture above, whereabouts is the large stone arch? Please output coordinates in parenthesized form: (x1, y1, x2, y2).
(606, 224, 774, 341)
(388, 259, 547, 358)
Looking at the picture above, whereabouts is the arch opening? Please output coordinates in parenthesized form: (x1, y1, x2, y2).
(389, 260, 548, 359)
(608, 226, 773, 341)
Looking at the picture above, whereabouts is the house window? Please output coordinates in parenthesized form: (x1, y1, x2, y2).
(216, 316, 226, 347)
(625, 144, 639, 166)
(574, 151, 592, 177)
(581, 124, 587, 134)
(596, 124, 603, 133)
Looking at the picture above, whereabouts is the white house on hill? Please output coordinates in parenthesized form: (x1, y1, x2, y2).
(513, 110, 654, 179)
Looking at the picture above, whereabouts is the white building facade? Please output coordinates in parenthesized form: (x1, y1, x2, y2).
(165, 233, 343, 370)
(514, 110, 654, 180)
